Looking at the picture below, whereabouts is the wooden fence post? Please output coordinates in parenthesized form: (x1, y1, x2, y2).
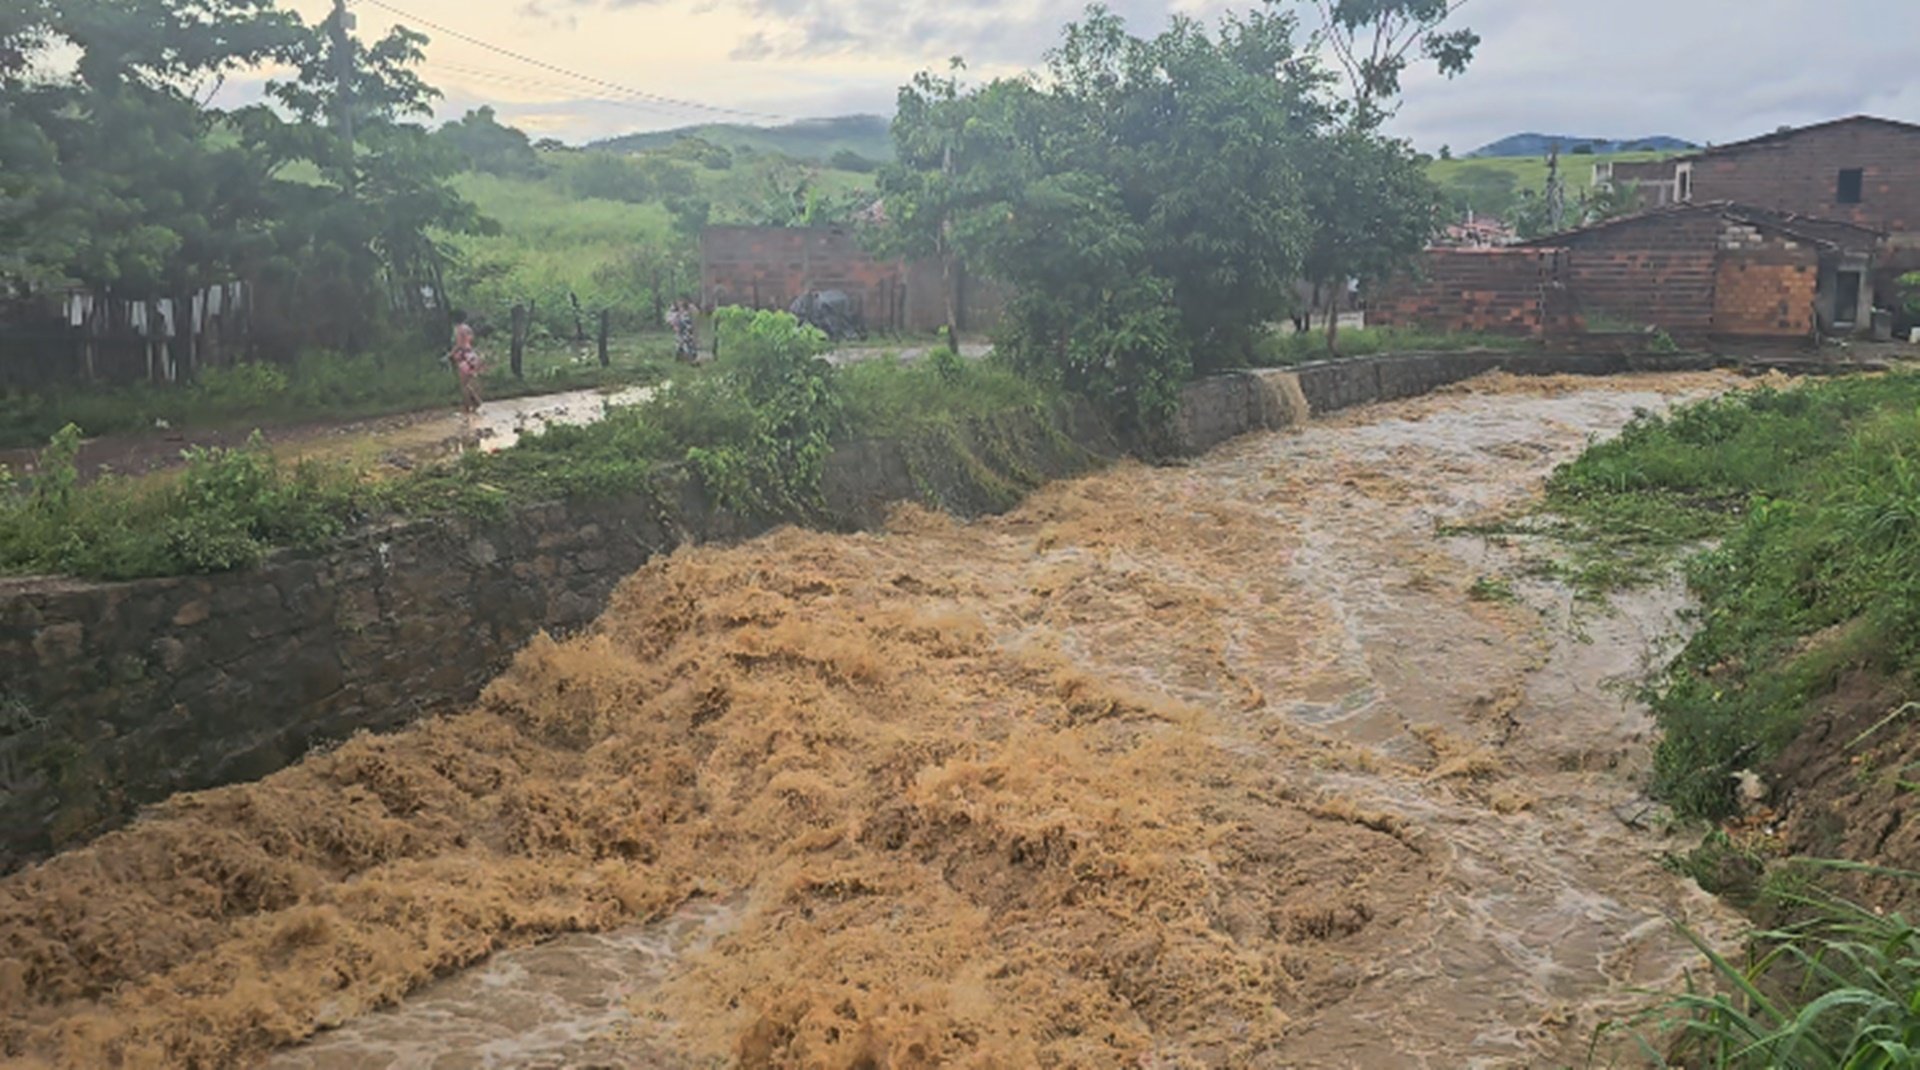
(510, 303, 527, 380)
(597, 309, 610, 368)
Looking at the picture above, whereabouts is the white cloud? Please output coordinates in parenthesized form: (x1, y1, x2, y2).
(273, 0, 1920, 147)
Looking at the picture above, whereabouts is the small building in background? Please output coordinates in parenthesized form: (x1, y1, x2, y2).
(1437, 213, 1518, 248)
(1592, 158, 1691, 210)
(1589, 115, 1920, 311)
(699, 225, 1006, 335)
(1372, 202, 1881, 341)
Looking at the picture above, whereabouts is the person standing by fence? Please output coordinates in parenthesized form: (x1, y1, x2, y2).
(447, 322, 485, 415)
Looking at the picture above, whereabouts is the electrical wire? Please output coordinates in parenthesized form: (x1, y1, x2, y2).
(357, 0, 789, 122)
(420, 60, 703, 119)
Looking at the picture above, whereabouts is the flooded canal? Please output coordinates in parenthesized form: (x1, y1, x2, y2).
(0, 370, 1744, 1068)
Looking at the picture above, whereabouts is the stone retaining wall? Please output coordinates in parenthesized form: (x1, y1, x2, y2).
(0, 350, 1722, 867)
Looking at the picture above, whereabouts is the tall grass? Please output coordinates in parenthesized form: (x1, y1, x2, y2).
(443, 173, 687, 337)
(1620, 868, 1920, 1068)
(1546, 374, 1920, 819)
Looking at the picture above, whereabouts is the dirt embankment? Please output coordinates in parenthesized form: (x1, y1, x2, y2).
(1767, 668, 1920, 908)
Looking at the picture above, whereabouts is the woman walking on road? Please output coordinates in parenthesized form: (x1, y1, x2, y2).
(448, 322, 485, 415)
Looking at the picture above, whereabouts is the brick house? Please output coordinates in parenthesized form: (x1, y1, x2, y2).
(1373, 202, 1879, 339)
(699, 225, 1005, 334)
(1591, 115, 1920, 312)
(1522, 202, 1880, 337)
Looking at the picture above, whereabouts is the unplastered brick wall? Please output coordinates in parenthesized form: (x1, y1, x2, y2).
(1690, 118, 1920, 234)
(1714, 257, 1816, 336)
(1561, 210, 1725, 333)
(700, 225, 906, 326)
(1369, 248, 1568, 334)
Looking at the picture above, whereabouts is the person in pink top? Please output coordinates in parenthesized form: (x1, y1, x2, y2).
(447, 322, 485, 415)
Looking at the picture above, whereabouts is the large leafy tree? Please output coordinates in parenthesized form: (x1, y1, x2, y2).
(2, 0, 483, 356)
(880, 6, 1329, 431)
(1298, 124, 1443, 352)
(434, 105, 541, 177)
(235, 8, 486, 349)
(1, 0, 299, 296)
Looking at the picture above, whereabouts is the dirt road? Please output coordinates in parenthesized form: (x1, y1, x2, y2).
(1, 370, 1744, 1068)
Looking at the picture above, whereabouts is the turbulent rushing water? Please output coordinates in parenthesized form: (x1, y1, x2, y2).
(2, 370, 1745, 1069)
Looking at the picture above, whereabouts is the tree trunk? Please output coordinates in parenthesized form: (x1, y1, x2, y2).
(942, 251, 959, 355)
(597, 308, 611, 368)
(510, 302, 527, 379)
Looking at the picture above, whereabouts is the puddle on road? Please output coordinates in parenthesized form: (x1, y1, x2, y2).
(0, 369, 1748, 1069)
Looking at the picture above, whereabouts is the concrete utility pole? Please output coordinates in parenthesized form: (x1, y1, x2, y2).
(1544, 147, 1566, 233)
(331, 0, 355, 192)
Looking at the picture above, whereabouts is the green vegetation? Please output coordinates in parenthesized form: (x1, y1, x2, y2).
(1426, 150, 1671, 222)
(0, 309, 1066, 579)
(4, 0, 486, 352)
(589, 116, 894, 164)
(1254, 326, 1528, 365)
(1544, 374, 1920, 819)
(879, 2, 1469, 430)
(0, 341, 669, 450)
(1620, 872, 1920, 1068)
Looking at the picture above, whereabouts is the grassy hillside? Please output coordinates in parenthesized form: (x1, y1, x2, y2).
(1427, 150, 1677, 221)
(591, 115, 892, 165)
(440, 150, 876, 337)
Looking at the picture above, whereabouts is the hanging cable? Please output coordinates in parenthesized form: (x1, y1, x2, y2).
(358, 0, 791, 122)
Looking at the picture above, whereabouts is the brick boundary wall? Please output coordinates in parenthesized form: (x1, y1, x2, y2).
(0, 350, 1722, 868)
(1369, 248, 1574, 335)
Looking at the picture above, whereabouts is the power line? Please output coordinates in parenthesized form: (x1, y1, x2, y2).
(420, 60, 704, 118)
(357, 0, 790, 123)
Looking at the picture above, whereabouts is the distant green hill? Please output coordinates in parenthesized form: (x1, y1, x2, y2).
(1469, 133, 1695, 157)
(591, 115, 893, 164)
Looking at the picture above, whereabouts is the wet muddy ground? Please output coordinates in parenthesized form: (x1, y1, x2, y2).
(1, 370, 1746, 1068)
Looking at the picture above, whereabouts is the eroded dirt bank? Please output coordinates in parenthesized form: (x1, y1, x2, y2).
(1, 371, 1745, 1068)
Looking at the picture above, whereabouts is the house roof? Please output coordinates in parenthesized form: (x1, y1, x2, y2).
(1683, 115, 1920, 158)
(1514, 201, 1885, 251)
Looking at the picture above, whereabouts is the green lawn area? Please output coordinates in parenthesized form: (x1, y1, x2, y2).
(1427, 150, 1678, 221)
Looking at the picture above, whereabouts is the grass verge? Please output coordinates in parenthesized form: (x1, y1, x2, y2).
(1541, 373, 1920, 819)
(1, 313, 1064, 581)
(1252, 326, 1530, 366)
(0, 337, 672, 451)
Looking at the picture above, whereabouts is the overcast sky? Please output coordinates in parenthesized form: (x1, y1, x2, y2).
(264, 0, 1920, 151)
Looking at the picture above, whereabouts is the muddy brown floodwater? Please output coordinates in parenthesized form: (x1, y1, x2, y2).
(0, 371, 1748, 1069)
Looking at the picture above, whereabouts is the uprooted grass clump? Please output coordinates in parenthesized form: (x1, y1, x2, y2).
(0, 512, 1418, 1067)
(1542, 373, 1920, 819)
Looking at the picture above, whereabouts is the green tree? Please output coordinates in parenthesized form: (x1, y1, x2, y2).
(882, 7, 1330, 429)
(235, 8, 486, 350)
(1308, 0, 1478, 115)
(1299, 124, 1443, 353)
(435, 105, 541, 176)
(1, 0, 481, 358)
